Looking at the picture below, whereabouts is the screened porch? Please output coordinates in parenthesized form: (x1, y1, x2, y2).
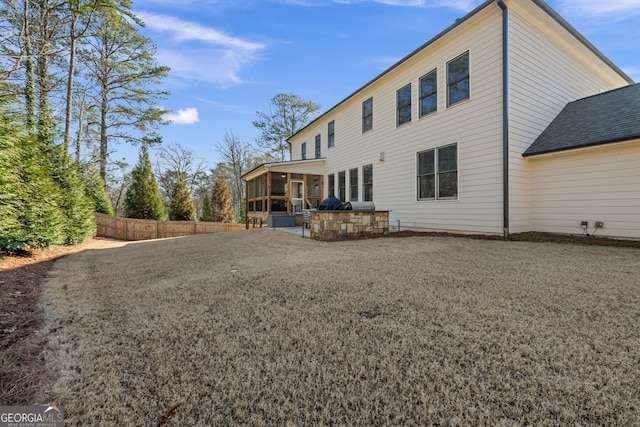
(243, 160, 326, 225)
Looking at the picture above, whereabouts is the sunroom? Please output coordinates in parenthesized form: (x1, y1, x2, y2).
(243, 159, 326, 227)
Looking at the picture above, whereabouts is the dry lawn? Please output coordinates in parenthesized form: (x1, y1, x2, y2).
(38, 230, 640, 425)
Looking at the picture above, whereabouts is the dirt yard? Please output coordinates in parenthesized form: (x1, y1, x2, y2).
(2, 230, 639, 425)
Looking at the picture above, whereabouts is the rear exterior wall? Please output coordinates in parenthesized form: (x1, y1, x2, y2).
(527, 141, 640, 239)
(291, 6, 506, 234)
(506, 0, 631, 233)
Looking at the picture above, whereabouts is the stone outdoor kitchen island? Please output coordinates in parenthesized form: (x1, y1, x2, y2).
(310, 211, 389, 241)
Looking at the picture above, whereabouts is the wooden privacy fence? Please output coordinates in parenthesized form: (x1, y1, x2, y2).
(94, 213, 245, 241)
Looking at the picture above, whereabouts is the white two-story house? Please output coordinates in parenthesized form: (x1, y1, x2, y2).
(243, 0, 639, 239)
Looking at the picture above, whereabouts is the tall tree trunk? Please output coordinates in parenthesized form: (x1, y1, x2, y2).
(64, 12, 78, 154)
(100, 80, 108, 182)
(23, 0, 36, 134)
(74, 97, 84, 165)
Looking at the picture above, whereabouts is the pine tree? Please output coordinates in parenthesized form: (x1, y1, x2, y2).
(0, 105, 24, 250)
(210, 175, 235, 223)
(83, 165, 114, 215)
(169, 173, 196, 221)
(124, 145, 165, 220)
(54, 155, 96, 245)
(200, 194, 213, 222)
(15, 135, 66, 249)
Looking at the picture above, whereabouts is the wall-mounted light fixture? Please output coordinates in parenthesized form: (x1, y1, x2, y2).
(379, 152, 385, 162)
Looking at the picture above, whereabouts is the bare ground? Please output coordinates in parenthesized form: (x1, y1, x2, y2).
(19, 230, 638, 425)
(0, 230, 640, 425)
(0, 238, 124, 406)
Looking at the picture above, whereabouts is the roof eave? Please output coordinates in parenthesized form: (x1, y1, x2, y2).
(241, 158, 326, 180)
(523, 135, 640, 157)
(288, 0, 634, 144)
(287, 0, 496, 143)
(530, 0, 634, 85)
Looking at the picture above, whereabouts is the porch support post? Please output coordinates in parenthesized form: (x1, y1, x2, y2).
(267, 171, 271, 214)
(245, 178, 249, 229)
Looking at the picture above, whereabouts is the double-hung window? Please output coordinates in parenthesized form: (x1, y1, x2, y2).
(338, 171, 346, 202)
(362, 98, 373, 133)
(349, 168, 358, 202)
(301, 142, 306, 160)
(363, 164, 373, 201)
(447, 51, 470, 107)
(419, 69, 437, 117)
(315, 135, 321, 158)
(328, 173, 335, 197)
(397, 84, 412, 126)
(328, 121, 335, 148)
(417, 143, 458, 200)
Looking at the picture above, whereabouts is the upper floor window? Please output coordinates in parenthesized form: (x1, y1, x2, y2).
(362, 97, 373, 133)
(419, 69, 437, 117)
(315, 134, 321, 158)
(301, 142, 307, 160)
(397, 84, 412, 127)
(363, 164, 373, 201)
(447, 51, 469, 107)
(417, 143, 458, 200)
(328, 121, 335, 147)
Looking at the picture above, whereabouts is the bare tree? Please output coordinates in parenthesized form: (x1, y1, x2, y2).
(154, 141, 208, 215)
(106, 158, 130, 216)
(214, 131, 259, 220)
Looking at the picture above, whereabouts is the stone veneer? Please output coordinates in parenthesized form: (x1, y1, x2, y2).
(310, 211, 389, 241)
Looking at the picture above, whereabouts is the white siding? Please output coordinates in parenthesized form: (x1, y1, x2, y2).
(288, 0, 634, 237)
(528, 141, 640, 239)
(506, 0, 631, 233)
(291, 6, 506, 234)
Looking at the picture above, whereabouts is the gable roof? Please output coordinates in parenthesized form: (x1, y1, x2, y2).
(523, 83, 640, 157)
(288, 0, 633, 143)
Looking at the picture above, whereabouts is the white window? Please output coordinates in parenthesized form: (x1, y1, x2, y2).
(417, 143, 458, 200)
(447, 52, 469, 107)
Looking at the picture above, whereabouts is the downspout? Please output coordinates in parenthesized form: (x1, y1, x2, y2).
(497, 0, 509, 237)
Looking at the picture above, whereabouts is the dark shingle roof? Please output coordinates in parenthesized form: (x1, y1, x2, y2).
(523, 83, 640, 156)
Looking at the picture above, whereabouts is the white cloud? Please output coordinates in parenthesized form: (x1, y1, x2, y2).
(137, 12, 265, 87)
(139, 13, 264, 51)
(163, 107, 200, 124)
(272, 0, 478, 9)
(557, 0, 640, 16)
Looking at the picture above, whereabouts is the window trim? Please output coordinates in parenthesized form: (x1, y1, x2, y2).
(396, 83, 412, 127)
(328, 120, 335, 148)
(417, 143, 458, 201)
(419, 68, 438, 118)
(315, 134, 321, 158)
(328, 173, 335, 197)
(447, 51, 470, 108)
(349, 168, 358, 202)
(362, 164, 373, 202)
(338, 171, 346, 202)
(362, 97, 373, 133)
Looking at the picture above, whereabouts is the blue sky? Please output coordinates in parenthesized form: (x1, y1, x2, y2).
(126, 0, 640, 169)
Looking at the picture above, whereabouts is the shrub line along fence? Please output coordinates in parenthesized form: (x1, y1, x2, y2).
(94, 213, 245, 241)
